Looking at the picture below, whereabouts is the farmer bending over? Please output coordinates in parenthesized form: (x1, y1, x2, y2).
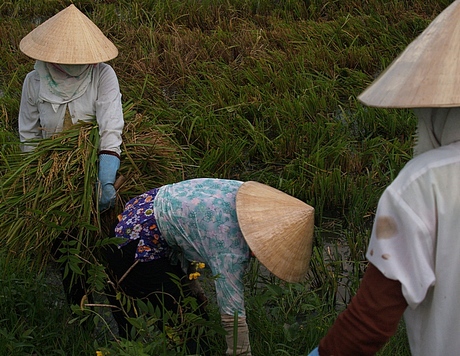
(105, 178, 314, 355)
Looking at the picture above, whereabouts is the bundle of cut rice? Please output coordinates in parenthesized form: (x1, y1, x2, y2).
(0, 114, 183, 271)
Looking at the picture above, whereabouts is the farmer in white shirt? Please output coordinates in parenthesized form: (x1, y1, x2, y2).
(17, 4, 124, 307)
(18, 4, 124, 211)
(308, 1, 460, 355)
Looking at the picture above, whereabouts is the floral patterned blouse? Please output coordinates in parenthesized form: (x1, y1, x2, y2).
(115, 178, 251, 317)
(115, 187, 171, 261)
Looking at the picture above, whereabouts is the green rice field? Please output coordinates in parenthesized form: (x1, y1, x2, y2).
(0, 0, 451, 354)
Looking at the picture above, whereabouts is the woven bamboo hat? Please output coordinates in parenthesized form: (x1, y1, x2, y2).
(358, 0, 460, 108)
(19, 4, 118, 64)
(236, 181, 314, 283)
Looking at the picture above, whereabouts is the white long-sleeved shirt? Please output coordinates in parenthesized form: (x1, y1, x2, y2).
(367, 141, 460, 355)
(18, 62, 124, 155)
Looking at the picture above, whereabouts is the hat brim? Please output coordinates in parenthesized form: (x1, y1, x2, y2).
(236, 181, 314, 283)
(19, 4, 118, 64)
(358, 0, 460, 108)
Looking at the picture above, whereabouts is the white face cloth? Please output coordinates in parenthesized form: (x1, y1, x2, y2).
(57, 64, 90, 77)
(413, 107, 460, 156)
(34, 60, 93, 106)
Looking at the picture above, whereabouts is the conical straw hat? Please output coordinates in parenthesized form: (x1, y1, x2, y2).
(19, 4, 118, 64)
(236, 181, 314, 283)
(358, 0, 460, 108)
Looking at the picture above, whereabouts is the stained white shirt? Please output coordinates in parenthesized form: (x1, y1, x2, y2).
(18, 62, 123, 155)
(367, 141, 460, 355)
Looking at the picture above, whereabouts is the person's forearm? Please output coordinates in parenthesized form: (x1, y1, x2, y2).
(96, 64, 124, 155)
(318, 263, 408, 355)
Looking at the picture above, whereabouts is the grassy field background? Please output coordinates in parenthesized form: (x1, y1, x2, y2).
(0, 0, 452, 354)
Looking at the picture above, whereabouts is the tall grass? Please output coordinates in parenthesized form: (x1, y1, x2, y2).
(0, 0, 449, 354)
(0, 252, 101, 355)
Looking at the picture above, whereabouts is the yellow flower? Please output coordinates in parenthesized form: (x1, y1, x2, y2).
(192, 261, 206, 269)
(189, 272, 201, 280)
(96, 352, 103, 356)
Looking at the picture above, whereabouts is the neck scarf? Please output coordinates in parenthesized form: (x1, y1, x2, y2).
(413, 108, 460, 156)
(34, 60, 93, 107)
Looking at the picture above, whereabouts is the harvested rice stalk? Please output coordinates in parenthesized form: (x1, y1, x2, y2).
(1, 123, 99, 272)
(0, 117, 183, 271)
(118, 112, 184, 199)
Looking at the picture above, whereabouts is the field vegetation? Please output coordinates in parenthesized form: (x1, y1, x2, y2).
(0, 0, 451, 354)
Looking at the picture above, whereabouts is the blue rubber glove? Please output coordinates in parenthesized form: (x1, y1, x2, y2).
(308, 347, 319, 356)
(97, 153, 120, 211)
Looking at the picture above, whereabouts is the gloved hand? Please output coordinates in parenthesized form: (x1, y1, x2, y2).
(308, 347, 319, 356)
(97, 153, 120, 211)
(221, 314, 252, 356)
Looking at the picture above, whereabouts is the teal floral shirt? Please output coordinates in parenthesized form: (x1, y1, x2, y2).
(154, 178, 251, 317)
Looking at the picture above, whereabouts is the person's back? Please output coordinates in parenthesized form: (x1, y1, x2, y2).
(309, 112, 460, 356)
(368, 136, 460, 355)
(307, 0, 460, 350)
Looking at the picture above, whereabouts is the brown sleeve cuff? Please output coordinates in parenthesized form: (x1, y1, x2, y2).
(318, 263, 408, 356)
(99, 150, 120, 159)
